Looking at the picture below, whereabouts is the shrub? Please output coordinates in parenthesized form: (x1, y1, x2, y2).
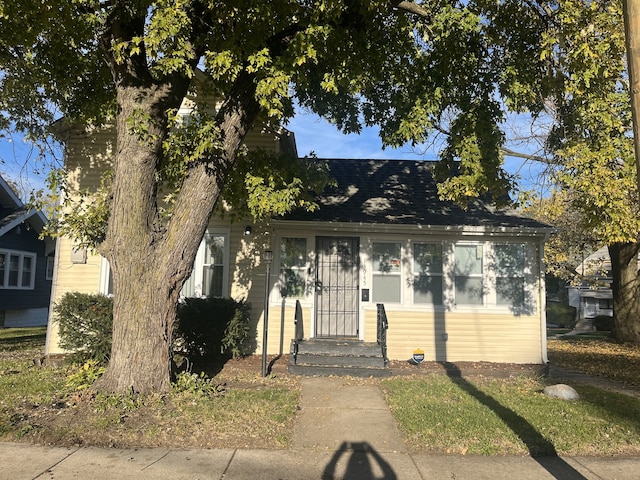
(66, 360, 107, 390)
(175, 297, 251, 363)
(546, 302, 576, 328)
(172, 371, 226, 397)
(54, 292, 113, 365)
(594, 315, 614, 332)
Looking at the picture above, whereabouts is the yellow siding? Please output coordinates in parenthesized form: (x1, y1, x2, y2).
(222, 221, 302, 355)
(45, 236, 104, 355)
(257, 304, 311, 356)
(364, 308, 543, 364)
(65, 126, 115, 191)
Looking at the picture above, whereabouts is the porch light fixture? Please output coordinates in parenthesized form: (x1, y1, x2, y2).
(261, 249, 274, 377)
(244, 225, 252, 236)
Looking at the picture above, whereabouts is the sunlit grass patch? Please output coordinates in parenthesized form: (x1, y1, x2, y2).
(382, 375, 640, 456)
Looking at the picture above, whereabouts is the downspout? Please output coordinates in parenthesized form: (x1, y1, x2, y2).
(539, 235, 549, 364)
(44, 235, 61, 357)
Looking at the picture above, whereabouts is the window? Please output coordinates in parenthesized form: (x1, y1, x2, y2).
(454, 244, 484, 305)
(412, 243, 443, 305)
(598, 298, 613, 310)
(279, 238, 307, 298)
(495, 244, 525, 306)
(0, 250, 36, 290)
(174, 229, 229, 298)
(203, 233, 226, 297)
(46, 255, 55, 280)
(372, 242, 402, 303)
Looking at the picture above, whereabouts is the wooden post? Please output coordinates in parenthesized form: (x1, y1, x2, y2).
(623, 0, 640, 191)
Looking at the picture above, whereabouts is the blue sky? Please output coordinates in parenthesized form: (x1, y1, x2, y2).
(286, 110, 439, 161)
(1, 109, 546, 201)
(0, 131, 52, 200)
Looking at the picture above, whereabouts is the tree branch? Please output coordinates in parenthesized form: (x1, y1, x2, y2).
(389, 1, 431, 18)
(501, 147, 555, 165)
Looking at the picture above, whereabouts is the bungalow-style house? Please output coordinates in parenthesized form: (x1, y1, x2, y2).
(44, 111, 554, 374)
(567, 246, 614, 331)
(0, 174, 54, 327)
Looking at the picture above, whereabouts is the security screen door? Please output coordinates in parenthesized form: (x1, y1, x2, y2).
(315, 236, 360, 337)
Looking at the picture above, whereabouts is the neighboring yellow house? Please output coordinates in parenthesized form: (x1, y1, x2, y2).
(45, 106, 553, 373)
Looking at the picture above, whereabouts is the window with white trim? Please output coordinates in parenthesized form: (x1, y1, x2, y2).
(46, 255, 55, 280)
(203, 233, 227, 297)
(372, 242, 402, 303)
(279, 237, 307, 298)
(0, 250, 36, 290)
(494, 243, 526, 306)
(412, 242, 443, 305)
(175, 229, 230, 298)
(454, 244, 484, 305)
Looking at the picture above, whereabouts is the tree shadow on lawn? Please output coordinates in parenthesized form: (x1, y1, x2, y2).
(444, 362, 588, 480)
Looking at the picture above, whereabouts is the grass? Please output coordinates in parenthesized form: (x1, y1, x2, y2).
(2, 327, 640, 455)
(383, 336, 640, 456)
(382, 375, 640, 456)
(0, 327, 299, 448)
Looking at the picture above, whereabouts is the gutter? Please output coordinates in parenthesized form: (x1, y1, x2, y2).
(270, 219, 555, 238)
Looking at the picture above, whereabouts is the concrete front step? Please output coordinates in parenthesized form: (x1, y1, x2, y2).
(294, 338, 382, 356)
(288, 363, 392, 377)
(289, 339, 390, 377)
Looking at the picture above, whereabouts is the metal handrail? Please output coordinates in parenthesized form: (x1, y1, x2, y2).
(291, 299, 304, 364)
(376, 303, 389, 367)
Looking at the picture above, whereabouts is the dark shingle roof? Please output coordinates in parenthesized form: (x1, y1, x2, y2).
(0, 175, 47, 235)
(280, 159, 550, 230)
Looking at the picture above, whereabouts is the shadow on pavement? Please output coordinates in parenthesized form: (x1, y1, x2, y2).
(445, 362, 588, 480)
(322, 441, 396, 480)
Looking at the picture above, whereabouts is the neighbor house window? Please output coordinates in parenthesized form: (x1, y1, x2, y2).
(203, 233, 226, 297)
(372, 242, 402, 303)
(279, 237, 307, 298)
(0, 250, 36, 290)
(46, 255, 55, 280)
(412, 243, 443, 305)
(454, 244, 484, 305)
(495, 244, 526, 306)
(598, 299, 613, 310)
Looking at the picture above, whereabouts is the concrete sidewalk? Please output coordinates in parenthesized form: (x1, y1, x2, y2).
(3, 377, 640, 479)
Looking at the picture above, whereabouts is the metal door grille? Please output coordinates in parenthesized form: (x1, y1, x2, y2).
(315, 236, 359, 337)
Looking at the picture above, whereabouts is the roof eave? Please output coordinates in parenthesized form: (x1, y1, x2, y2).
(269, 219, 554, 238)
(0, 210, 47, 237)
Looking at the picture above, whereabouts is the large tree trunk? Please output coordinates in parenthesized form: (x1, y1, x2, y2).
(608, 242, 640, 343)
(89, 3, 261, 394)
(93, 69, 260, 393)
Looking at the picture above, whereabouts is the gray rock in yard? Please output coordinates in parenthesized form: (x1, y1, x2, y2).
(543, 384, 580, 400)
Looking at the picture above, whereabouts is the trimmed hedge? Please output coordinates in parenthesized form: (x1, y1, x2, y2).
(594, 315, 614, 332)
(54, 292, 252, 366)
(53, 292, 113, 364)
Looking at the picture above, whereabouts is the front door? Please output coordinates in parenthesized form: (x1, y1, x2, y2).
(315, 236, 360, 337)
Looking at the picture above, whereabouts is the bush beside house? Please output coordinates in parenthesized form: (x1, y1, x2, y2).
(54, 292, 251, 366)
(546, 302, 577, 328)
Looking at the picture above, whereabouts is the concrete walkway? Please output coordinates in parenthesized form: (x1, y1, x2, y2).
(3, 376, 640, 479)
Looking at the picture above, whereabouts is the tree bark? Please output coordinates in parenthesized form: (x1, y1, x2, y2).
(92, 3, 261, 392)
(608, 242, 640, 343)
(94, 74, 260, 393)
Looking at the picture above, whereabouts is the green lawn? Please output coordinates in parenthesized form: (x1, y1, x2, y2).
(3, 327, 640, 455)
(382, 375, 640, 456)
